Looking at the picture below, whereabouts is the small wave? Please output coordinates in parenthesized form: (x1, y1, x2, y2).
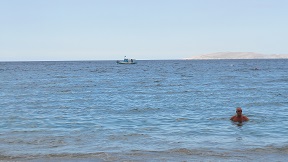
(175, 118, 189, 122)
(129, 107, 161, 113)
(249, 145, 288, 153)
(250, 67, 260, 70)
(59, 89, 72, 93)
(208, 117, 229, 121)
(169, 148, 197, 155)
(109, 133, 149, 141)
(54, 75, 67, 78)
(166, 148, 238, 158)
(2, 147, 287, 161)
(0, 152, 114, 161)
(90, 68, 110, 74)
(2, 136, 66, 148)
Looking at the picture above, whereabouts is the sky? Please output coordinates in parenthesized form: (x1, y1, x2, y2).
(0, 0, 288, 61)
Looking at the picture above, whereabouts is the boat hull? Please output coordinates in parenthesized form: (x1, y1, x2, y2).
(117, 62, 137, 64)
(116, 58, 137, 64)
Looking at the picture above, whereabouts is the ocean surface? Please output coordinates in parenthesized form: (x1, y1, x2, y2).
(0, 59, 288, 161)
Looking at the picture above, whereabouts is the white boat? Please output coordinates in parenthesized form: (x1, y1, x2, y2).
(116, 56, 137, 64)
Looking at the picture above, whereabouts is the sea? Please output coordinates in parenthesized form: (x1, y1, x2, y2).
(0, 59, 288, 161)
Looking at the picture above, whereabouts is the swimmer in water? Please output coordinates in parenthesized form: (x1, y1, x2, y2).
(230, 107, 249, 122)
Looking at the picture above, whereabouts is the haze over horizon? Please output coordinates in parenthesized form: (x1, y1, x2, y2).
(1, 0, 288, 61)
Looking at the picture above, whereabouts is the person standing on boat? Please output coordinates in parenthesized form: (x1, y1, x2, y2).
(230, 107, 249, 122)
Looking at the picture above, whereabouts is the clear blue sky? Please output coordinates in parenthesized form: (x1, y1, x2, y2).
(1, 0, 287, 61)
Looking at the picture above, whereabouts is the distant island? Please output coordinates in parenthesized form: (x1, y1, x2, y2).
(186, 52, 288, 60)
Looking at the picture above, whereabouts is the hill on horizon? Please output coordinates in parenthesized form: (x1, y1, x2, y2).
(186, 52, 288, 60)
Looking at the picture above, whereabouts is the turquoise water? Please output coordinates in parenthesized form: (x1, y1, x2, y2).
(0, 59, 288, 161)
